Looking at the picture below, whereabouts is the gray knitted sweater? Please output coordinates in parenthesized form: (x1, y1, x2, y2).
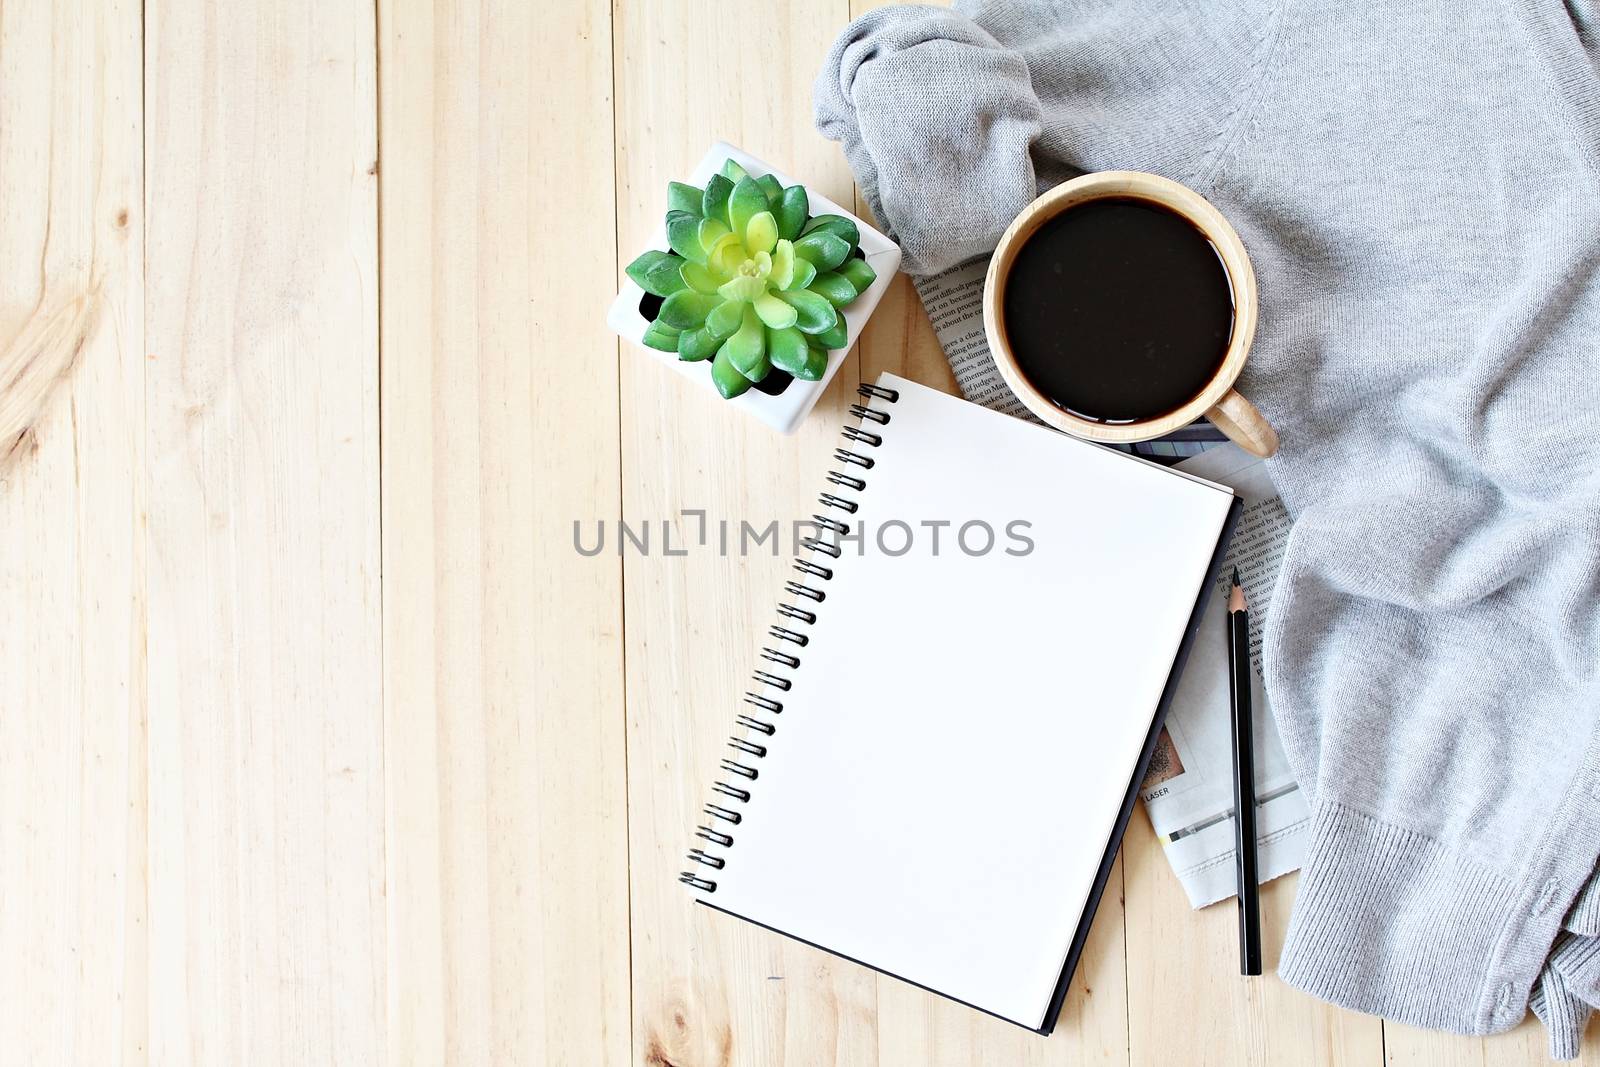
(816, 0, 1600, 1055)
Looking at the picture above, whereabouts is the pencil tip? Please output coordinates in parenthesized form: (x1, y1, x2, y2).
(1232, 566, 1241, 586)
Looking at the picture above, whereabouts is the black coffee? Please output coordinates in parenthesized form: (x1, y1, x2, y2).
(1001, 197, 1233, 423)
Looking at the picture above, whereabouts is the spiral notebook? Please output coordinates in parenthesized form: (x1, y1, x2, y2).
(681, 373, 1241, 1034)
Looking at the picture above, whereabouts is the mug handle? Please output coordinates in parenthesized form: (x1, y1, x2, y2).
(1205, 389, 1279, 458)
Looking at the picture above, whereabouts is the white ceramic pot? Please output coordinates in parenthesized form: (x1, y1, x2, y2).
(607, 142, 901, 434)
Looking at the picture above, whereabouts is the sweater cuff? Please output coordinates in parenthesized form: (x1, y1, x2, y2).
(1278, 801, 1550, 1035)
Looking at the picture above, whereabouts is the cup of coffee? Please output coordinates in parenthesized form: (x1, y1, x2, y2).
(982, 171, 1278, 457)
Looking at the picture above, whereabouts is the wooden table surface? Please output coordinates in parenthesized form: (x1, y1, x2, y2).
(2, 1, 1588, 1063)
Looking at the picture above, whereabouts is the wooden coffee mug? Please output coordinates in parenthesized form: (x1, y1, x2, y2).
(982, 171, 1278, 458)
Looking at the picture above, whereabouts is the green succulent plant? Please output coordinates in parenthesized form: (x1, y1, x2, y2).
(626, 159, 879, 399)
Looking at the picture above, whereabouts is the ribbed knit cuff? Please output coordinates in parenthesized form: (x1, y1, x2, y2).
(1531, 931, 1600, 1059)
(1278, 801, 1530, 1035)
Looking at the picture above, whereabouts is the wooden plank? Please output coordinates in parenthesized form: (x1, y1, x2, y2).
(1385, 1016, 1600, 1065)
(612, 1, 892, 1063)
(834, 0, 1126, 1060)
(1122, 814, 1385, 1066)
(0, 1, 145, 1063)
(141, 2, 383, 1062)
(846, 207, 959, 398)
(849, 212, 1133, 1067)
(615, 0, 1118, 1059)
(376, 0, 631, 1062)
(841, 9, 1128, 1056)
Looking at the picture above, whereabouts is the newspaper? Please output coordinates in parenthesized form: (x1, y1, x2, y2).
(1144, 443, 1309, 908)
(912, 260, 1308, 908)
(912, 258, 1227, 462)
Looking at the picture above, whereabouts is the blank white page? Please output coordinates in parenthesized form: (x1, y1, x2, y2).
(700, 373, 1235, 1029)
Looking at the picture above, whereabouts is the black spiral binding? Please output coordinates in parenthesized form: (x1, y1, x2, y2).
(680, 382, 899, 893)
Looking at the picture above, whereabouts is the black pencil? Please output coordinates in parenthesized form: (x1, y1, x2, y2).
(1228, 566, 1263, 976)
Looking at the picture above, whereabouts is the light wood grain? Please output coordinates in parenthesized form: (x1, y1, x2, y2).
(851, 240, 1133, 1067)
(0, 1, 1587, 1064)
(612, 2, 884, 1063)
(840, 9, 1129, 1052)
(142, 1, 383, 1061)
(0, 1, 144, 1063)
(1121, 815, 1384, 1067)
(1385, 1016, 1600, 1065)
(377, 0, 631, 1062)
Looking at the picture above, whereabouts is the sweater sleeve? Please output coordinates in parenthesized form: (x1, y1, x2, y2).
(813, 0, 1281, 275)
(813, 6, 1043, 276)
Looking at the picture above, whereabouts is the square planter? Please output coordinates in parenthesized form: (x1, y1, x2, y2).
(608, 141, 901, 434)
